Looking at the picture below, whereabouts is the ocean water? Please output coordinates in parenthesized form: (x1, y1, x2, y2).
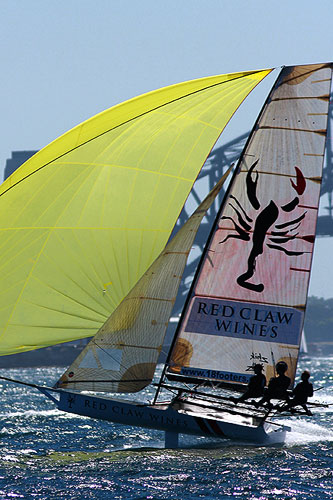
(0, 357, 332, 500)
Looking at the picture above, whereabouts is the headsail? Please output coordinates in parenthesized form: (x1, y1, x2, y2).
(167, 63, 333, 389)
(0, 69, 271, 356)
(56, 166, 233, 392)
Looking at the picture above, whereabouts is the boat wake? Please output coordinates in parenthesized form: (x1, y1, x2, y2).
(312, 392, 333, 411)
(284, 419, 333, 446)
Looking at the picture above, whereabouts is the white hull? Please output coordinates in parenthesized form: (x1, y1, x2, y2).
(52, 389, 289, 446)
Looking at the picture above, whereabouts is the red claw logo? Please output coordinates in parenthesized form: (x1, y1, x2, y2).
(219, 160, 309, 293)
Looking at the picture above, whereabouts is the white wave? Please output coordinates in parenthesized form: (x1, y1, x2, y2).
(0, 408, 62, 418)
(284, 419, 333, 445)
(311, 393, 333, 409)
(2, 455, 20, 462)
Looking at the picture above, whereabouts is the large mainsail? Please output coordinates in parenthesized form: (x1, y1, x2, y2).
(0, 69, 271, 355)
(57, 166, 233, 392)
(167, 63, 333, 389)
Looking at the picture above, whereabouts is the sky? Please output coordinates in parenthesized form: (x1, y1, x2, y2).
(1, 0, 333, 298)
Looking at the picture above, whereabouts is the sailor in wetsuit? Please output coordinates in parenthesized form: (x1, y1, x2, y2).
(232, 363, 266, 404)
(256, 361, 291, 408)
(281, 370, 313, 415)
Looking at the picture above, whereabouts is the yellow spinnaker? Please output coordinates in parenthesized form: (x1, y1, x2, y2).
(0, 69, 271, 355)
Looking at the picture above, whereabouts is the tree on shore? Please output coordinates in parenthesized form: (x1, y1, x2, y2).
(304, 296, 333, 343)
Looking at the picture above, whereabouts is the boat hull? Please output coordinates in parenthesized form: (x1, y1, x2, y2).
(55, 390, 288, 445)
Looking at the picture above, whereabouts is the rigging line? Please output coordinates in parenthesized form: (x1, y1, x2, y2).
(90, 338, 156, 380)
(0, 70, 267, 198)
(91, 339, 135, 375)
(288, 350, 294, 380)
(271, 350, 276, 377)
(158, 381, 195, 395)
(63, 378, 151, 384)
(170, 397, 267, 420)
(157, 384, 270, 418)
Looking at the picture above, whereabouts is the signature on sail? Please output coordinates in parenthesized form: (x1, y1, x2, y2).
(219, 160, 310, 292)
(250, 351, 269, 365)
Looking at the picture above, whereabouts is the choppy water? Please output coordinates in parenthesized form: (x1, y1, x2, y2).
(0, 357, 332, 499)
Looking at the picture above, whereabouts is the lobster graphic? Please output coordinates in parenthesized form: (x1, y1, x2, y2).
(219, 160, 310, 293)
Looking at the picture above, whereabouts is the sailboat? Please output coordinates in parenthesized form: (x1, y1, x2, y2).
(1, 63, 332, 447)
(300, 330, 308, 354)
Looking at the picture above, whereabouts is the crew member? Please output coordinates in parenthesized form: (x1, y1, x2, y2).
(232, 363, 266, 404)
(281, 370, 313, 415)
(256, 361, 290, 408)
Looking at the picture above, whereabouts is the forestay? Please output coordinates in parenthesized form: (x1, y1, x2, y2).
(0, 69, 271, 355)
(168, 64, 333, 389)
